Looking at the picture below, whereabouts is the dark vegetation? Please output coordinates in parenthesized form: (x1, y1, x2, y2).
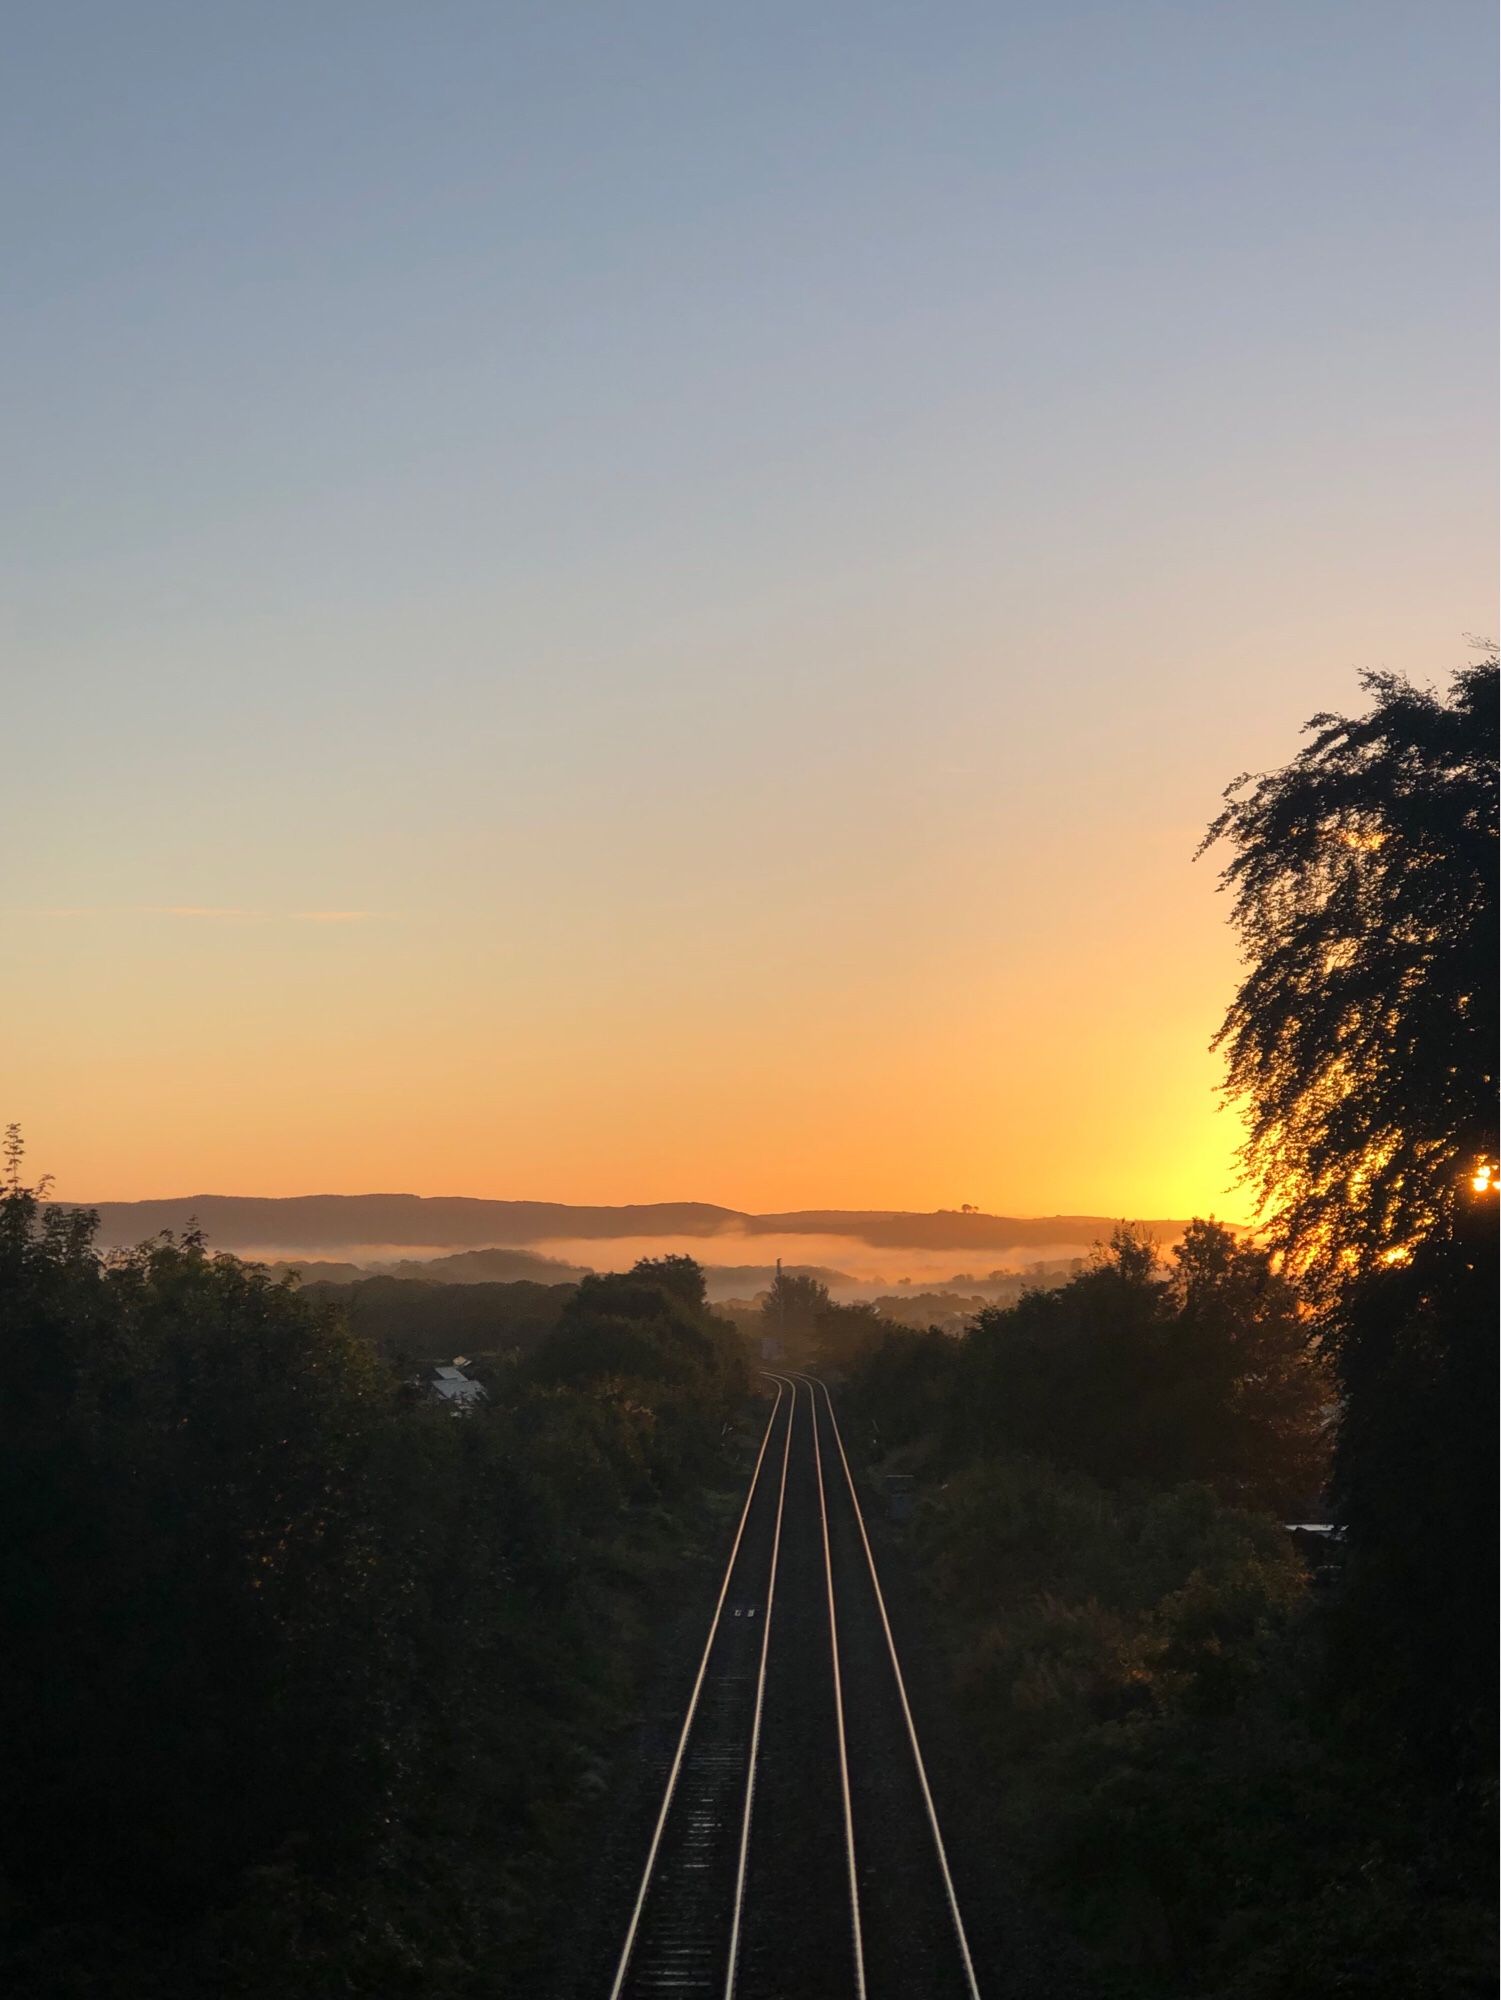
(853, 1221, 1327, 1508)
(0, 1181, 747, 1998)
(299, 1272, 575, 1372)
(835, 653, 1497, 1996)
(864, 1266, 1086, 1332)
(868, 1286, 993, 1333)
(370, 1246, 591, 1285)
(1204, 654, 1497, 1784)
(0, 654, 1491, 1997)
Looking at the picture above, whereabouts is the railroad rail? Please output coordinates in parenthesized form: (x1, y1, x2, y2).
(606, 1372, 981, 2000)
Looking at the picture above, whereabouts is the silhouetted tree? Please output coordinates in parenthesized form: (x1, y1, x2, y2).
(1203, 654, 1498, 1778)
(1327, 1234, 1496, 1774)
(812, 1297, 885, 1370)
(0, 1148, 751, 1994)
(0, 1150, 395, 1903)
(1200, 652, 1497, 1285)
(951, 1224, 1327, 1509)
(524, 1258, 747, 1490)
(758, 1270, 829, 1361)
(1165, 1218, 1329, 1511)
(842, 1324, 959, 1456)
(627, 1254, 710, 1312)
(850, 1223, 1327, 1513)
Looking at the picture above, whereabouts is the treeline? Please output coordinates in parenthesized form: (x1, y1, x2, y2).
(852, 1219, 1325, 1507)
(0, 1178, 748, 1998)
(847, 1226, 1491, 1996)
(838, 656, 1498, 1998)
(299, 1271, 576, 1369)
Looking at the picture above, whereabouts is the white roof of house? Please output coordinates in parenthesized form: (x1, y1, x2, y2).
(430, 1363, 485, 1405)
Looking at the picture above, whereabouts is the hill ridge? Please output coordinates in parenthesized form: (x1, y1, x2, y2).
(51, 1193, 1194, 1255)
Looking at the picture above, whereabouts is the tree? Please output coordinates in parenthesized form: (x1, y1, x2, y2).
(0, 1149, 397, 1902)
(529, 1260, 730, 1391)
(842, 1324, 960, 1457)
(627, 1254, 709, 1312)
(758, 1269, 830, 1362)
(1200, 651, 1497, 1287)
(951, 1224, 1327, 1510)
(524, 1258, 747, 1490)
(811, 1297, 885, 1370)
(1203, 655, 1498, 1778)
(1165, 1218, 1328, 1512)
(1327, 1234, 1495, 1773)
(0, 1152, 753, 1993)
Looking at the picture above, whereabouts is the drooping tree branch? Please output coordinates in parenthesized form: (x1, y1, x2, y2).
(1199, 652, 1498, 1291)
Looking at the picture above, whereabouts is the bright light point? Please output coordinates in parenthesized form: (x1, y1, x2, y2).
(1471, 1163, 1497, 1195)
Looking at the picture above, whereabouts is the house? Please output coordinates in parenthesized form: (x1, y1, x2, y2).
(428, 1361, 487, 1411)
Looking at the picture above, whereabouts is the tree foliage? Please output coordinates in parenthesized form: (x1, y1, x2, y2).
(758, 1268, 830, 1360)
(299, 1272, 574, 1369)
(1203, 656, 1498, 1778)
(754, 1269, 891, 1372)
(922, 1452, 1491, 1998)
(0, 1149, 748, 1996)
(844, 1218, 1488, 1997)
(852, 1223, 1329, 1514)
(1322, 1219, 1496, 1777)
(1200, 651, 1497, 1286)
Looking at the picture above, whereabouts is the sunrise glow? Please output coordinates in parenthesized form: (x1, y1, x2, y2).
(5, 5, 1492, 1231)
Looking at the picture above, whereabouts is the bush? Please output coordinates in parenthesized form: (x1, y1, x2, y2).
(910, 1452, 1493, 1997)
(0, 1165, 751, 1997)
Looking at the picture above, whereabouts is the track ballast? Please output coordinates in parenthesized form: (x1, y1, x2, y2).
(607, 1374, 981, 2000)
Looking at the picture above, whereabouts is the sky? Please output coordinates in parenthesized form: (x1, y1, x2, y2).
(4, 2, 1495, 1217)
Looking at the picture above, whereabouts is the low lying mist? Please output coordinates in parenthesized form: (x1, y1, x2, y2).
(231, 1227, 1137, 1301)
(535, 1231, 1108, 1299)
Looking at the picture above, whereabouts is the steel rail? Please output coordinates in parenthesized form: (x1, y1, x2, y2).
(798, 1373, 983, 2000)
(607, 1378, 791, 2000)
(720, 1375, 795, 1998)
(803, 1377, 869, 2000)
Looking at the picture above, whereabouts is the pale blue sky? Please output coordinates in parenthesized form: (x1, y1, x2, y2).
(4, 2, 1496, 1207)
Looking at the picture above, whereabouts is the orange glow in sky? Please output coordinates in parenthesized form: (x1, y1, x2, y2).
(4, 8, 1494, 1219)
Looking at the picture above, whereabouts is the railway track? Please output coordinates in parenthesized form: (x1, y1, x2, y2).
(608, 1373, 981, 2000)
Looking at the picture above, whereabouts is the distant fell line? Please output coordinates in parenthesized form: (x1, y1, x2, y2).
(54, 1193, 1194, 1256)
